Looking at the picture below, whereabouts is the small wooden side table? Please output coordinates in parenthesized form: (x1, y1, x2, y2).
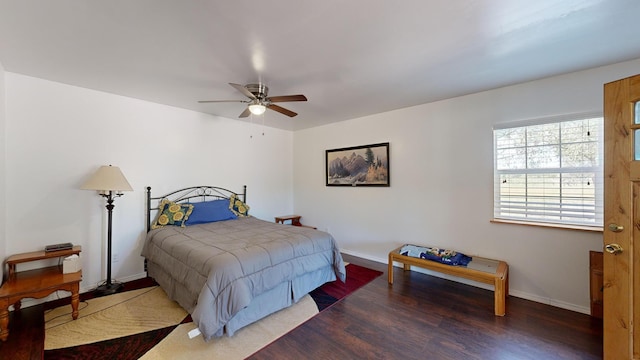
(275, 215, 303, 226)
(0, 246, 82, 341)
(275, 215, 317, 229)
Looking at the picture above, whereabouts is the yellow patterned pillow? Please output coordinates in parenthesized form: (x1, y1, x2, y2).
(229, 194, 250, 217)
(151, 199, 194, 229)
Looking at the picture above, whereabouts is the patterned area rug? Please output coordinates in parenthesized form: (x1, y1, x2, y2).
(140, 295, 318, 360)
(310, 263, 383, 311)
(45, 287, 188, 350)
(43, 263, 383, 360)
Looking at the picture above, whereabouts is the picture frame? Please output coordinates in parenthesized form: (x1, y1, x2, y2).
(325, 142, 390, 187)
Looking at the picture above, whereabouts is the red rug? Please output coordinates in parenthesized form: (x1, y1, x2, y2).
(310, 263, 383, 311)
(44, 263, 382, 360)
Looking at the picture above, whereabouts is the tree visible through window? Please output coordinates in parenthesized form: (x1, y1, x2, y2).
(493, 116, 603, 227)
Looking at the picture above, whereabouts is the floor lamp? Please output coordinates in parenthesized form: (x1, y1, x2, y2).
(81, 165, 133, 297)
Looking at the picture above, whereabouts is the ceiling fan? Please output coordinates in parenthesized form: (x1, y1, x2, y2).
(198, 83, 307, 118)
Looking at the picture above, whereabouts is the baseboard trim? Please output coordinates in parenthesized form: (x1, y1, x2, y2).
(341, 248, 388, 264)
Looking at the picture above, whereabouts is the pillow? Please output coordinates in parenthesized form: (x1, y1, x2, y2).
(151, 199, 194, 229)
(229, 194, 250, 217)
(184, 200, 238, 225)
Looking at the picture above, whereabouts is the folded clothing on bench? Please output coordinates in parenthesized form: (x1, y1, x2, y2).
(400, 244, 472, 266)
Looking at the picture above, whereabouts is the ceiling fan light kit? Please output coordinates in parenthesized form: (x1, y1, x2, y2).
(248, 103, 266, 115)
(199, 82, 307, 118)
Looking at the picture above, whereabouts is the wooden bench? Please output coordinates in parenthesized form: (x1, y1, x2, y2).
(388, 245, 509, 316)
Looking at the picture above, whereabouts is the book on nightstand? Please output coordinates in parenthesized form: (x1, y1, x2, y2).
(45, 242, 74, 252)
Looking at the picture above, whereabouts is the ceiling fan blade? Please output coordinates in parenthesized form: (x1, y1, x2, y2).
(267, 95, 307, 103)
(229, 83, 257, 100)
(198, 100, 247, 103)
(268, 104, 298, 117)
(239, 107, 252, 118)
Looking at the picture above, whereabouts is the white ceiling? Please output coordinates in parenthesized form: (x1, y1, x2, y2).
(1, 1, 639, 131)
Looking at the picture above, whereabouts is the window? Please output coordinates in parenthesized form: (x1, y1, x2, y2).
(493, 115, 603, 228)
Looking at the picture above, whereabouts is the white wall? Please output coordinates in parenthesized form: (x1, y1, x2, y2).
(293, 58, 640, 313)
(4, 73, 294, 299)
(6, 59, 639, 314)
(0, 61, 6, 281)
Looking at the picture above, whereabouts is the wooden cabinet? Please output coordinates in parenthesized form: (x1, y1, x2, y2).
(0, 246, 82, 341)
(589, 250, 603, 319)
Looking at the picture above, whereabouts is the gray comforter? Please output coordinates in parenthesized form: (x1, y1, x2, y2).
(141, 216, 346, 341)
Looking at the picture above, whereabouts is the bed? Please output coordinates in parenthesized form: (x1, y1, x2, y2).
(140, 185, 346, 341)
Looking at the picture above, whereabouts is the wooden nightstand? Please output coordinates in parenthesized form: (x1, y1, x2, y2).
(0, 246, 82, 341)
(274, 215, 317, 229)
(275, 215, 303, 226)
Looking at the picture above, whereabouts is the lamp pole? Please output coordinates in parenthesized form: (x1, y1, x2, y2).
(95, 190, 124, 296)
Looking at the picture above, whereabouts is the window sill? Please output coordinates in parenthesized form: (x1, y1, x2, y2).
(490, 218, 603, 233)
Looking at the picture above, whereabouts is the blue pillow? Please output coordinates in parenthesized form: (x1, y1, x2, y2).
(184, 200, 238, 225)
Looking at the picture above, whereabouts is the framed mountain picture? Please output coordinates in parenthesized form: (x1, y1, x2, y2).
(325, 142, 390, 187)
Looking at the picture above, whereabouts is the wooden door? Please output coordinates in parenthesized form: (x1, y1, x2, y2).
(603, 74, 640, 359)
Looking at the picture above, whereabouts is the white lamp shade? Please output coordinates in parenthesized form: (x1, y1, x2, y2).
(248, 103, 266, 115)
(81, 165, 133, 192)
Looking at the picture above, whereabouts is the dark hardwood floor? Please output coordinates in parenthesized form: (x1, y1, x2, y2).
(0, 301, 44, 359)
(249, 254, 603, 360)
(0, 255, 602, 360)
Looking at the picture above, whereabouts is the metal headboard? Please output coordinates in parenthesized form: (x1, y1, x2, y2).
(146, 185, 247, 232)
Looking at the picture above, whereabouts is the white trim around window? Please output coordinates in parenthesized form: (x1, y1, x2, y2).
(493, 112, 604, 229)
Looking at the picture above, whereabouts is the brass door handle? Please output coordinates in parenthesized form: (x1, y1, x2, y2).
(608, 223, 624, 232)
(605, 243, 624, 255)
